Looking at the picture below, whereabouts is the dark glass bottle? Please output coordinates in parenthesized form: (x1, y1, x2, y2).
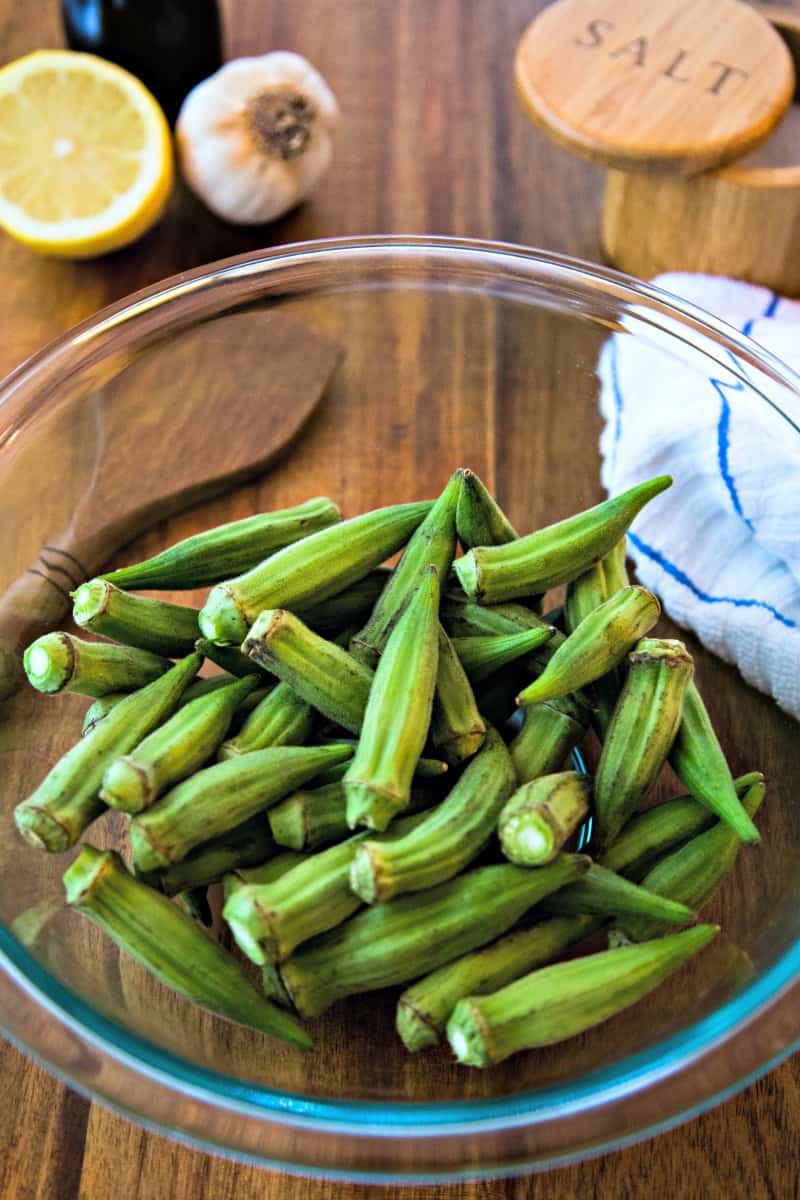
(62, 0, 224, 124)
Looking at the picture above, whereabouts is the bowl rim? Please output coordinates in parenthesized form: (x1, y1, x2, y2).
(1, 234, 798, 1171)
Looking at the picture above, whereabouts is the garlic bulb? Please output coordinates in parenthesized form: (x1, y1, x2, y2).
(176, 52, 339, 225)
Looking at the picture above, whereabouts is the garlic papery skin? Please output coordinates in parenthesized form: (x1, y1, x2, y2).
(176, 52, 339, 225)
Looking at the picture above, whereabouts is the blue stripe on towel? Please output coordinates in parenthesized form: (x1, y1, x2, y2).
(712, 290, 779, 531)
(627, 530, 796, 629)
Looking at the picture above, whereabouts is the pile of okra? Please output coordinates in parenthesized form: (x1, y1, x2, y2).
(14, 469, 764, 1066)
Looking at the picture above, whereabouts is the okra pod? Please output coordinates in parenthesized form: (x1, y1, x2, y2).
(499, 772, 591, 866)
(154, 814, 278, 895)
(538, 861, 694, 924)
(345, 566, 440, 832)
(308, 753, 447, 789)
(64, 846, 311, 1047)
(669, 680, 760, 844)
(397, 915, 601, 1051)
(602, 537, 629, 594)
(350, 472, 461, 667)
(451, 626, 555, 685)
(268, 781, 351, 850)
(199, 501, 432, 644)
(280, 854, 589, 1018)
(222, 850, 308, 902)
(349, 726, 516, 903)
(15, 653, 202, 852)
(441, 597, 549, 639)
(129, 742, 352, 873)
(218, 681, 313, 759)
(243, 610, 373, 735)
(101, 675, 259, 813)
(447, 924, 717, 1066)
(455, 469, 517, 548)
(600, 773, 763, 879)
(72, 579, 200, 657)
(509, 697, 589, 784)
(616, 777, 766, 942)
(224, 813, 427, 965)
(195, 637, 271, 680)
(594, 639, 694, 849)
(24, 632, 169, 698)
(516, 586, 660, 707)
(101, 498, 342, 590)
(82, 675, 242, 737)
(296, 569, 391, 636)
(431, 624, 486, 764)
(564, 561, 607, 635)
(453, 476, 671, 603)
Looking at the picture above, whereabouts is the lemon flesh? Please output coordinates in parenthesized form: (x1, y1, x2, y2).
(0, 50, 173, 258)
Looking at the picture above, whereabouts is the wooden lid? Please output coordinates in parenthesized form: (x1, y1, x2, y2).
(515, 0, 796, 175)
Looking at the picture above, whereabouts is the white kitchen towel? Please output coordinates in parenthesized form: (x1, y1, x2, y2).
(597, 273, 800, 719)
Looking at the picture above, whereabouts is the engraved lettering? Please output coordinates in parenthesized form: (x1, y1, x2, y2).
(663, 49, 690, 82)
(610, 36, 647, 67)
(574, 18, 614, 48)
(707, 60, 750, 95)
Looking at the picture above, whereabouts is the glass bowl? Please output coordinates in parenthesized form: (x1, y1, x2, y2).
(0, 237, 797, 1183)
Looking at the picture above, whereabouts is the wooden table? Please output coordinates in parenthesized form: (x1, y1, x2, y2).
(0, 1, 797, 1197)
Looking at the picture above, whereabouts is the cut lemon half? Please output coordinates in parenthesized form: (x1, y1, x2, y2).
(0, 50, 173, 258)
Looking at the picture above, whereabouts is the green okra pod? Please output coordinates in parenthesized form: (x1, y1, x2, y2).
(129, 742, 352, 873)
(349, 726, 516, 903)
(453, 476, 671, 603)
(24, 632, 169, 698)
(498, 772, 591, 866)
(600, 772, 763, 880)
(218, 681, 313, 759)
(509, 696, 589, 784)
(397, 914, 602, 1052)
(564, 561, 608, 635)
(101, 498, 342, 590)
(345, 566, 440, 832)
(516, 586, 660, 708)
(441, 597, 550, 639)
(268, 780, 351, 851)
(280, 854, 590, 1018)
(615, 777, 766, 943)
(594, 639, 694, 849)
(153, 814, 278, 895)
(195, 637, 271, 680)
(455, 469, 518, 548)
(199, 501, 433, 645)
(223, 850, 309, 901)
(72, 579, 200, 658)
(431, 624, 486, 765)
(243, 609, 373, 735)
(451, 626, 555, 686)
(82, 675, 243, 737)
(350, 472, 461, 667)
(538, 861, 694, 924)
(295, 569, 391, 636)
(447, 924, 717, 1066)
(64, 846, 311, 1048)
(15, 653, 202, 852)
(602, 537, 629, 594)
(669, 679, 760, 844)
(101, 675, 259, 813)
(224, 813, 427, 965)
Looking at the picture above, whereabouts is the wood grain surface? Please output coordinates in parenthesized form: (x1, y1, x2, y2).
(0, 1, 798, 1198)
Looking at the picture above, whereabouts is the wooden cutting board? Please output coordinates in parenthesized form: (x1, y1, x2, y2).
(0, 309, 342, 697)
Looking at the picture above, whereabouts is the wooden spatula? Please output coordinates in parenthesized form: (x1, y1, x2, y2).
(0, 309, 342, 698)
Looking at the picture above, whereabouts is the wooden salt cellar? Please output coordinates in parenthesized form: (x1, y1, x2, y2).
(515, 0, 800, 293)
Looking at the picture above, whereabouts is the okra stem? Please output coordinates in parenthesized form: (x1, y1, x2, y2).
(73, 579, 200, 657)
